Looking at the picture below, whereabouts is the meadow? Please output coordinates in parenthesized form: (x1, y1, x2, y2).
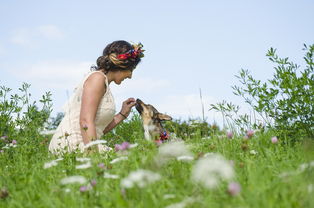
(1, 114, 313, 208)
(1, 44, 313, 207)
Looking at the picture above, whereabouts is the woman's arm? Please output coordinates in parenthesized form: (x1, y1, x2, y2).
(103, 98, 136, 134)
(79, 73, 106, 144)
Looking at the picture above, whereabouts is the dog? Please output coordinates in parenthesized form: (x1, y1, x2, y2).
(135, 99, 172, 142)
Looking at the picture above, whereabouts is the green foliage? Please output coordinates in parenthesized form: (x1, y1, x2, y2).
(102, 110, 144, 146)
(47, 112, 64, 130)
(0, 82, 52, 147)
(164, 118, 215, 139)
(232, 44, 314, 139)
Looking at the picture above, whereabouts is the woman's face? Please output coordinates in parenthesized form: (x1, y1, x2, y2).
(114, 69, 133, 85)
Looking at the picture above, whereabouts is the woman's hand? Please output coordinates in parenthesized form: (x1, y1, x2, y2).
(120, 98, 136, 118)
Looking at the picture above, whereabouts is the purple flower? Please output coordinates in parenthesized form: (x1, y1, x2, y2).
(243, 135, 249, 140)
(115, 142, 130, 151)
(98, 163, 105, 169)
(228, 182, 241, 196)
(12, 140, 17, 145)
(246, 130, 255, 138)
(90, 179, 97, 187)
(0, 150, 4, 153)
(271, 136, 278, 144)
(79, 186, 88, 192)
(0, 136, 8, 140)
(226, 132, 233, 139)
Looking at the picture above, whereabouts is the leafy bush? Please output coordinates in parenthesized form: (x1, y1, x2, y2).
(232, 44, 314, 139)
(0, 82, 52, 148)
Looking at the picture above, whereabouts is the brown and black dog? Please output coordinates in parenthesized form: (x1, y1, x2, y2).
(135, 99, 172, 142)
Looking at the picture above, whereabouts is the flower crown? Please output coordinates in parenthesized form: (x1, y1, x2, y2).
(117, 42, 145, 60)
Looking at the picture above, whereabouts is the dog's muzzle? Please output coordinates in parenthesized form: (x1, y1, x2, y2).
(135, 99, 143, 114)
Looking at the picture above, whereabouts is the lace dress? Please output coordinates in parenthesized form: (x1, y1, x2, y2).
(48, 71, 116, 154)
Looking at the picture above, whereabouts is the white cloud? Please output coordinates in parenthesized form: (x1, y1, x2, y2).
(10, 28, 32, 46)
(38, 25, 64, 39)
(10, 25, 64, 47)
(9, 60, 93, 90)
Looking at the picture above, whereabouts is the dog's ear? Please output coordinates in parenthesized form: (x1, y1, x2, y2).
(157, 113, 172, 121)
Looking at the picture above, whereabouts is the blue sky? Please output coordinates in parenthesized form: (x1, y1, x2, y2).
(0, 0, 313, 125)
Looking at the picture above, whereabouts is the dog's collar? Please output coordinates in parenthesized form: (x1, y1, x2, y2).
(160, 131, 169, 141)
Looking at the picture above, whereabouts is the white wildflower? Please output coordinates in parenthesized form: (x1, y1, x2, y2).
(104, 172, 120, 179)
(110, 156, 128, 164)
(250, 150, 258, 155)
(156, 141, 192, 165)
(177, 155, 194, 161)
(129, 143, 138, 148)
(75, 161, 92, 169)
(191, 154, 234, 189)
(76, 157, 91, 162)
(60, 176, 87, 185)
(201, 136, 211, 140)
(43, 158, 63, 169)
(121, 169, 161, 189)
(84, 140, 107, 149)
(64, 188, 71, 193)
(203, 152, 215, 157)
(163, 194, 176, 199)
(165, 197, 195, 208)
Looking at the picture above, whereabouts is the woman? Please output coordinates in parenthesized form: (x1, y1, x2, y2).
(48, 40, 144, 154)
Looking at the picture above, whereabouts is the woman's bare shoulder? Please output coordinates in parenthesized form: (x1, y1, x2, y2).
(83, 71, 107, 89)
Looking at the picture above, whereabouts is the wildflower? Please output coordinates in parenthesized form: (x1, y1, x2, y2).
(90, 179, 97, 187)
(98, 163, 105, 169)
(60, 176, 87, 185)
(115, 142, 130, 151)
(177, 155, 194, 161)
(243, 135, 249, 140)
(120, 169, 161, 189)
(79, 186, 89, 192)
(250, 150, 258, 155)
(84, 140, 107, 149)
(76, 157, 91, 162)
(156, 141, 192, 165)
(110, 156, 128, 164)
(227, 182, 241, 196)
(64, 188, 71, 193)
(271, 136, 278, 144)
(82, 124, 88, 131)
(76, 161, 92, 169)
(104, 172, 120, 179)
(246, 130, 254, 138)
(165, 197, 195, 208)
(191, 154, 234, 189)
(163, 194, 176, 199)
(0, 150, 4, 153)
(226, 131, 233, 139)
(129, 143, 138, 148)
(43, 158, 63, 169)
(11, 140, 17, 145)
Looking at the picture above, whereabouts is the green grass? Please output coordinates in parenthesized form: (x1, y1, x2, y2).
(1, 127, 314, 208)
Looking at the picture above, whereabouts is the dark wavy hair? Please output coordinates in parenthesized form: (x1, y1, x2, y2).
(94, 40, 142, 73)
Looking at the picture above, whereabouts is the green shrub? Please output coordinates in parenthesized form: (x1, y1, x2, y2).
(0, 82, 52, 148)
(232, 44, 314, 139)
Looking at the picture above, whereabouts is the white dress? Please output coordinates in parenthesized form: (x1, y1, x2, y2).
(48, 71, 116, 154)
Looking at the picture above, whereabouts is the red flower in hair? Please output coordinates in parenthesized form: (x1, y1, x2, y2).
(117, 42, 144, 60)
